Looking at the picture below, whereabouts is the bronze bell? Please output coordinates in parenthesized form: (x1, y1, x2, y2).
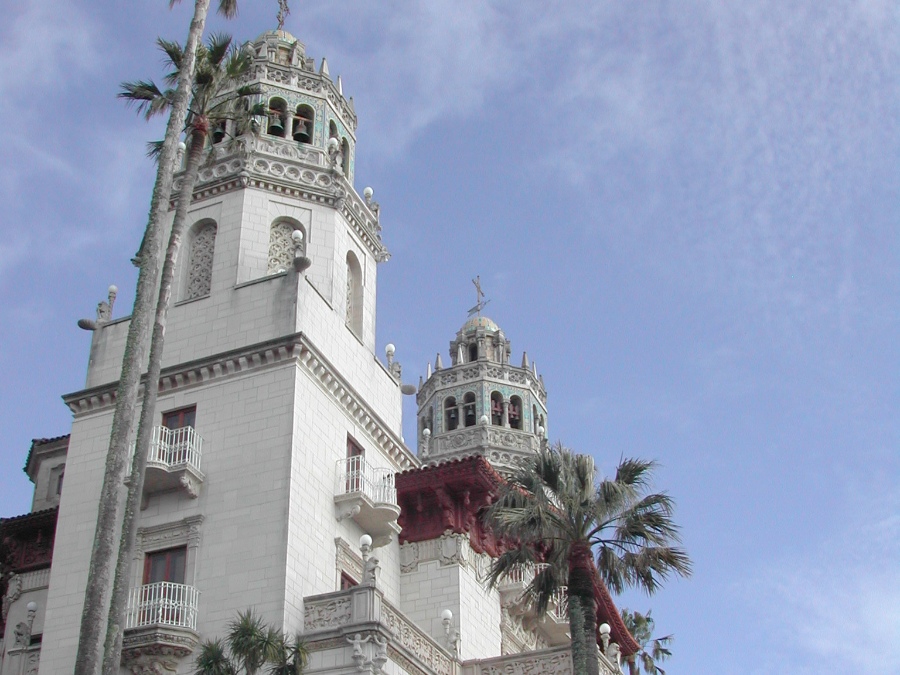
(268, 115, 285, 137)
(292, 117, 311, 142)
(212, 123, 226, 144)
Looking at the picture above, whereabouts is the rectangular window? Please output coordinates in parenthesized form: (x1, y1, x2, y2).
(346, 437, 364, 493)
(144, 546, 187, 585)
(162, 406, 196, 430)
(56, 470, 64, 496)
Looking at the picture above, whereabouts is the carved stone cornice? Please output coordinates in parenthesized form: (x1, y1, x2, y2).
(63, 333, 417, 471)
(172, 136, 388, 261)
(418, 362, 547, 406)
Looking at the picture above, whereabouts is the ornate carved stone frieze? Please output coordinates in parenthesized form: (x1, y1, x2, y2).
(303, 596, 352, 631)
(173, 135, 386, 261)
(135, 516, 203, 560)
(121, 626, 200, 673)
(472, 646, 576, 675)
(416, 362, 547, 406)
(381, 603, 454, 675)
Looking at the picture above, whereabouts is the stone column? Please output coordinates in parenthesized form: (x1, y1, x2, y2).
(502, 400, 509, 428)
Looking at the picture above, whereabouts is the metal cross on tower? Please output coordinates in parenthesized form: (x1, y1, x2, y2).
(468, 276, 490, 316)
(276, 0, 291, 31)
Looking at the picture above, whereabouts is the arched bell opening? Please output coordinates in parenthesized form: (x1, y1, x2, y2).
(267, 97, 288, 137)
(444, 397, 458, 432)
(490, 392, 503, 426)
(467, 342, 478, 363)
(212, 120, 227, 144)
(509, 396, 523, 430)
(293, 104, 314, 143)
(463, 392, 477, 428)
(341, 137, 351, 178)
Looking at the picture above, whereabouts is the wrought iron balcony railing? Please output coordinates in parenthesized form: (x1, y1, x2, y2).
(125, 581, 199, 630)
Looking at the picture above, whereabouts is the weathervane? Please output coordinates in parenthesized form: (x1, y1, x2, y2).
(468, 275, 490, 316)
(276, 0, 291, 31)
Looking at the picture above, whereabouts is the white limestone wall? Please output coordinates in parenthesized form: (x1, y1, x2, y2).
(38, 361, 299, 674)
(284, 366, 405, 633)
(37, 409, 121, 674)
(457, 564, 502, 660)
(398, 560, 460, 653)
(29, 455, 66, 513)
(84, 187, 401, 436)
(397, 551, 502, 662)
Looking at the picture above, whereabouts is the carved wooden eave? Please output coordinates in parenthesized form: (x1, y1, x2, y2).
(0, 507, 58, 573)
(62, 333, 417, 472)
(396, 455, 505, 555)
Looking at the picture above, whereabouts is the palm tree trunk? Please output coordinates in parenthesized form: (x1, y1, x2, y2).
(569, 543, 600, 675)
(73, 3, 212, 674)
(101, 124, 208, 675)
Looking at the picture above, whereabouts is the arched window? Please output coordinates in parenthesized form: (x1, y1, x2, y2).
(427, 406, 434, 433)
(341, 137, 351, 178)
(444, 397, 458, 432)
(328, 120, 339, 140)
(345, 251, 363, 337)
(468, 343, 478, 363)
(490, 392, 503, 426)
(185, 221, 217, 299)
(463, 392, 477, 427)
(532, 405, 538, 433)
(509, 396, 523, 430)
(293, 104, 314, 143)
(268, 97, 288, 137)
(267, 219, 305, 275)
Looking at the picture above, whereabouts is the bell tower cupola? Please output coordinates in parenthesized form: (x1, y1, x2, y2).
(415, 311, 549, 475)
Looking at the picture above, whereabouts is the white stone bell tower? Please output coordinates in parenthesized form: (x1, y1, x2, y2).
(415, 313, 549, 474)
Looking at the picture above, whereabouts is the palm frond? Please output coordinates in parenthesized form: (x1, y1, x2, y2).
(157, 37, 184, 75)
(145, 140, 164, 162)
(218, 0, 239, 19)
(118, 80, 172, 120)
(206, 32, 234, 68)
(193, 638, 237, 675)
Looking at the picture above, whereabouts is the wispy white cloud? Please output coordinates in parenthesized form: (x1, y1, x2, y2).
(743, 489, 900, 673)
(0, 1, 99, 95)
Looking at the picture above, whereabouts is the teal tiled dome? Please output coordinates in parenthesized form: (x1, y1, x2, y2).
(461, 315, 500, 333)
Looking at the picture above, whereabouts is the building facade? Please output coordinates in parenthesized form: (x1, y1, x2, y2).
(0, 28, 632, 675)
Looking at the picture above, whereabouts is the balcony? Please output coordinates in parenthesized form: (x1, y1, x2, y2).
(335, 456, 401, 545)
(121, 582, 200, 667)
(143, 426, 205, 502)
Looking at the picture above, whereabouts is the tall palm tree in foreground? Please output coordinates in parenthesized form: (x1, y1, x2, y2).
(621, 609, 673, 675)
(194, 610, 308, 675)
(486, 444, 691, 675)
(100, 32, 257, 675)
(75, 2, 236, 674)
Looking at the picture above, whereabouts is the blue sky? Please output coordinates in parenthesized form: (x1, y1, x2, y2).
(1, 1, 898, 672)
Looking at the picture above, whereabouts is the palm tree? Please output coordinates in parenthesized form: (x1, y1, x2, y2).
(620, 609, 673, 675)
(486, 443, 691, 675)
(100, 32, 258, 675)
(194, 610, 308, 675)
(75, 3, 237, 674)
